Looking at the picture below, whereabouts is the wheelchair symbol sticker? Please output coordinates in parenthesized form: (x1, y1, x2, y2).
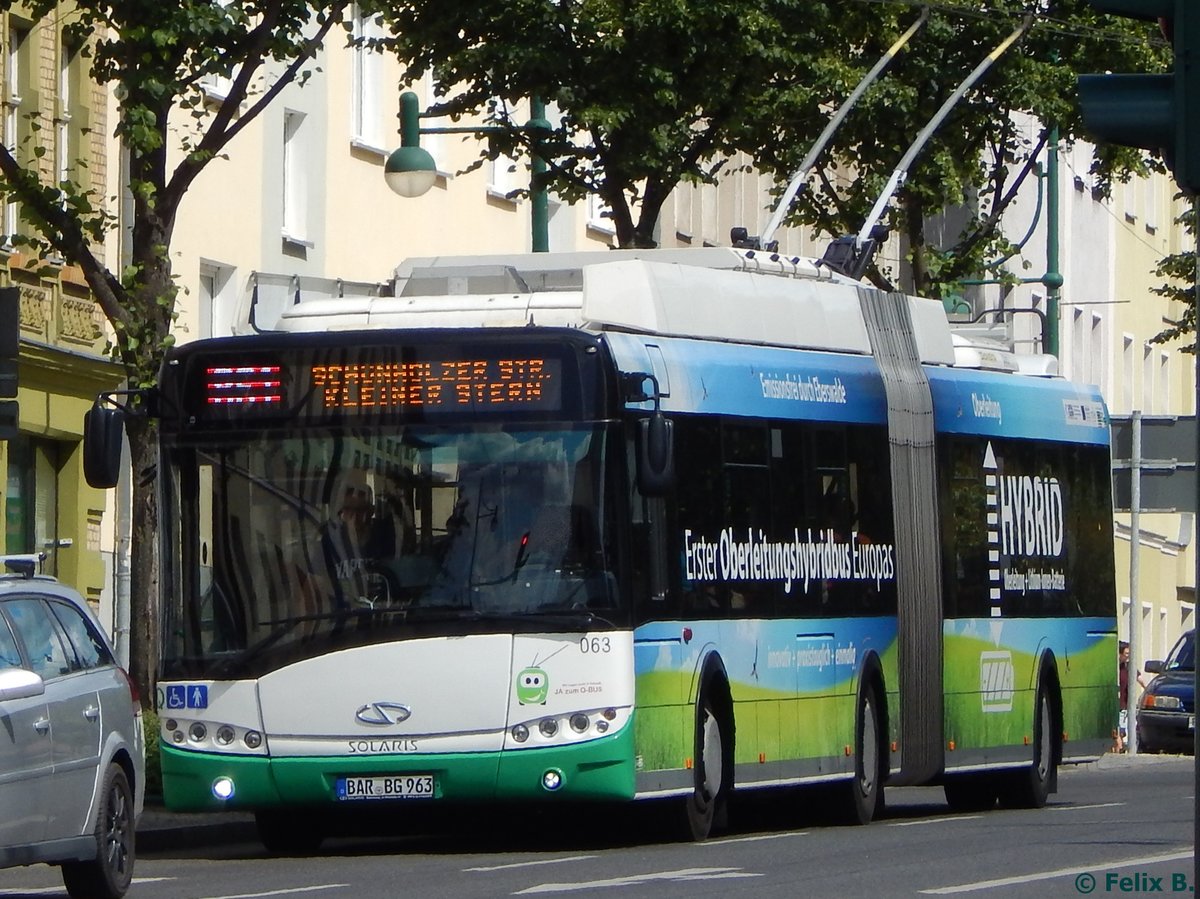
(165, 684, 208, 709)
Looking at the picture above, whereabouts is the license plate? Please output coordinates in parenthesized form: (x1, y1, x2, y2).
(336, 774, 435, 800)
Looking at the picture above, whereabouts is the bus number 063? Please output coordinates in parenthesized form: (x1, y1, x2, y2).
(580, 636, 611, 654)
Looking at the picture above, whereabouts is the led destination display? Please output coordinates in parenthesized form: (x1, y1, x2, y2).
(310, 358, 559, 411)
(192, 346, 568, 420)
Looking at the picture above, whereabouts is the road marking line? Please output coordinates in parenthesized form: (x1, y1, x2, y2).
(515, 867, 761, 894)
(466, 855, 597, 872)
(1048, 802, 1125, 811)
(705, 831, 808, 846)
(198, 885, 349, 899)
(0, 881, 173, 897)
(921, 849, 1193, 894)
(889, 815, 983, 827)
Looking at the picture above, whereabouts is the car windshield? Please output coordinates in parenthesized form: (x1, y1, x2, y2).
(1164, 630, 1195, 672)
(162, 423, 624, 677)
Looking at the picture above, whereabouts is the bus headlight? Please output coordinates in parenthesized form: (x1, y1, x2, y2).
(216, 725, 236, 745)
(188, 722, 208, 743)
(511, 724, 530, 743)
(212, 776, 235, 800)
(569, 713, 589, 733)
(244, 730, 263, 749)
(539, 718, 559, 738)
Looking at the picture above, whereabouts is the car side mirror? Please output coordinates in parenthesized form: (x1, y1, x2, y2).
(0, 667, 45, 702)
(1144, 660, 1164, 675)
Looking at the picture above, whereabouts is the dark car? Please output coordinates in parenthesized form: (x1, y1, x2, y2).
(1138, 629, 1195, 754)
(0, 556, 145, 898)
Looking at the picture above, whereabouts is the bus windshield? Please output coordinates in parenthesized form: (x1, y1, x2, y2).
(162, 423, 623, 678)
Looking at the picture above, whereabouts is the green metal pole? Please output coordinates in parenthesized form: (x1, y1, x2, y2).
(528, 97, 550, 252)
(1044, 127, 1063, 358)
(400, 91, 422, 148)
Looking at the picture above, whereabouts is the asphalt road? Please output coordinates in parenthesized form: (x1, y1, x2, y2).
(0, 752, 1193, 898)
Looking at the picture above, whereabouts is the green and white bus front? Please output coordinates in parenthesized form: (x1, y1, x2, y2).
(155, 332, 637, 813)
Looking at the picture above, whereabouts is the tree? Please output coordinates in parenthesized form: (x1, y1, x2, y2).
(756, 0, 1168, 296)
(372, 0, 1164, 295)
(1152, 202, 1197, 350)
(370, 0, 861, 249)
(0, 0, 353, 699)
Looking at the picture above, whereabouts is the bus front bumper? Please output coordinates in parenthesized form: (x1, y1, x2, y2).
(160, 726, 636, 811)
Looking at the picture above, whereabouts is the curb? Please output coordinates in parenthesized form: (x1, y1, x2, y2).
(137, 810, 257, 853)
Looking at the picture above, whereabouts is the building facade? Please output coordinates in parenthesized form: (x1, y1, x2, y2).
(1, 6, 122, 622)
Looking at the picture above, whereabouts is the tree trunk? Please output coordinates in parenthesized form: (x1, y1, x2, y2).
(903, 197, 928, 296)
(122, 370, 161, 704)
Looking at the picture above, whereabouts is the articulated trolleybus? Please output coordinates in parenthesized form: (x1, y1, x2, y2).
(86, 247, 1115, 849)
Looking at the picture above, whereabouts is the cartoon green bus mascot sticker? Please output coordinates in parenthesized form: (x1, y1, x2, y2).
(516, 667, 549, 705)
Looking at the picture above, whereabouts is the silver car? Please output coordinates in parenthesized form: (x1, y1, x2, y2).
(0, 556, 145, 899)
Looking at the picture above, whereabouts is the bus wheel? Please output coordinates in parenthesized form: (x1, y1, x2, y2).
(844, 681, 884, 825)
(255, 810, 325, 855)
(683, 693, 727, 841)
(943, 774, 998, 812)
(999, 686, 1057, 809)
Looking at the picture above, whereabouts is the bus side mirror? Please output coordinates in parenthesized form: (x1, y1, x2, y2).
(637, 413, 675, 496)
(83, 402, 125, 489)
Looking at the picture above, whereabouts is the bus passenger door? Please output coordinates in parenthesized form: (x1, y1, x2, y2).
(631, 487, 691, 787)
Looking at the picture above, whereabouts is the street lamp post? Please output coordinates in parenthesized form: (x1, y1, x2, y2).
(384, 91, 551, 252)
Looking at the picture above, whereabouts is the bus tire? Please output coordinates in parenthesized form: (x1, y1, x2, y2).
(683, 689, 728, 841)
(256, 810, 325, 855)
(999, 681, 1057, 809)
(843, 680, 884, 825)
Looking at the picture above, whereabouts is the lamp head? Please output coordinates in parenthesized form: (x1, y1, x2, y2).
(384, 145, 438, 198)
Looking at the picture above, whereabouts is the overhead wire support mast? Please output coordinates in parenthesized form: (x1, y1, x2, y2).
(840, 15, 1034, 279)
(759, 7, 930, 249)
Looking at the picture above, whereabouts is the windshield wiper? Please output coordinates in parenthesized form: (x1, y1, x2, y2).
(210, 611, 354, 673)
(509, 609, 619, 630)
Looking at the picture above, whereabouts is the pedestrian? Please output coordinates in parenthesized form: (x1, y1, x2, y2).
(1116, 641, 1147, 752)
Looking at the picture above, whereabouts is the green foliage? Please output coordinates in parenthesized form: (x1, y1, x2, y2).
(370, 0, 839, 248)
(1152, 202, 1198, 350)
(369, 0, 1169, 282)
(754, 0, 1168, 294)
(141, 704, 162, 798)
(0, 0, 354, 697)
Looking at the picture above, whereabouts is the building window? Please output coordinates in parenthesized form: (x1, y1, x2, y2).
(199, 0, 235, 101)
(1159, 351, 1170, 411)
(5, 436, 64, 577)
(1142, 343, 1154, 413)
(488, 151, 521, 201)
(4, 25, 29, 242)
(199, 263, 235, 338)
(1121, 334, 1134, 414)
(281, 110, 309, 245)
(587, 193, 615, 236)
(351, 6, 385, 151)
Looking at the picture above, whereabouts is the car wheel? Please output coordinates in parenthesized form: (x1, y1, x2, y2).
(62, 763, 135, 899)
